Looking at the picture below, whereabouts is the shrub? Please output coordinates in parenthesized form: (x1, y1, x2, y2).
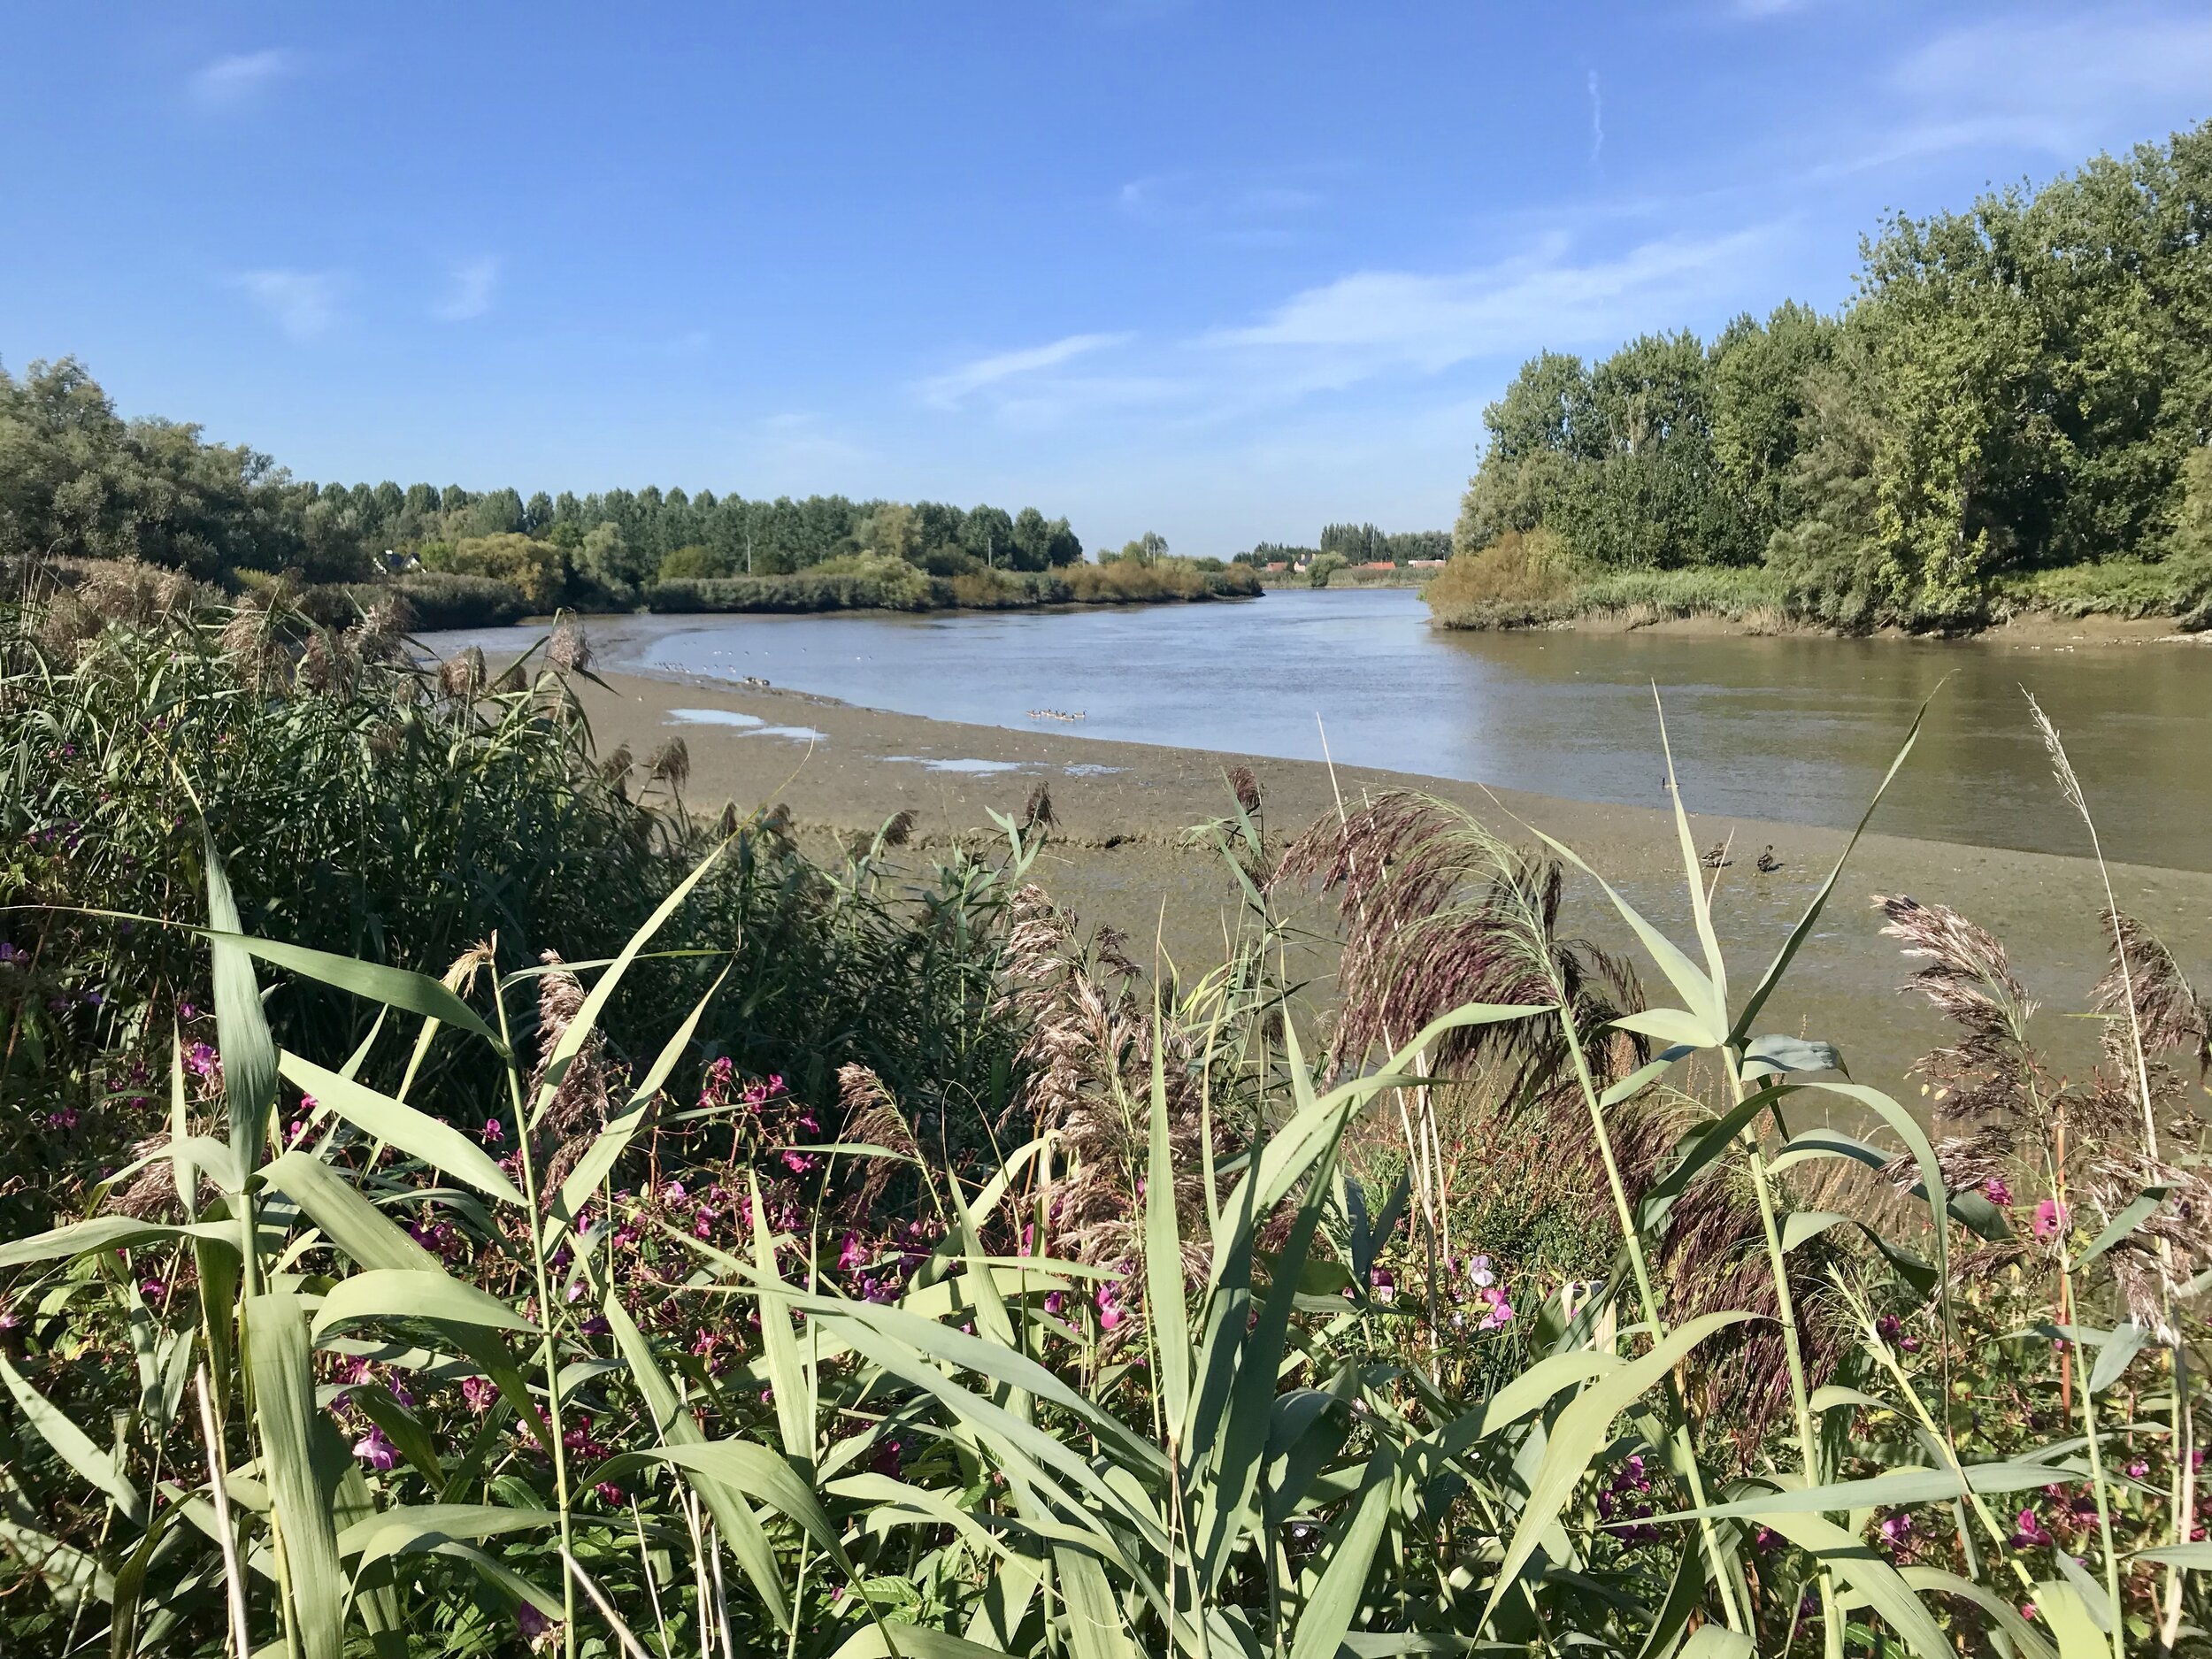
(1421, 527, 1576, 624)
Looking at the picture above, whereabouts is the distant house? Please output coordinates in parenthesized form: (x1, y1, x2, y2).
(1409, 557, 1446, 569)
(1360, 560, 1394, 571)
(1263, 561, 1287, 572)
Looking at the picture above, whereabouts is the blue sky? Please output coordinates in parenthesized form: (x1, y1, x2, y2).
(5, 4, 2208, 556)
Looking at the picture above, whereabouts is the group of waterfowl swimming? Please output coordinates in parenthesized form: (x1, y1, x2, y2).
(1025, 709, 1086, 722)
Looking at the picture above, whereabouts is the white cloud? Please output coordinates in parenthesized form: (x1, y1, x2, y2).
(1586, 71, 1604, 165)
(916, 332, 1135, 409)
(230, 269, 340, 340)
(1884, 12, 2212, 159)
(1206, 228, 1775, 382)
(434, 255, 500, 321)
(189, 49, 296, 109)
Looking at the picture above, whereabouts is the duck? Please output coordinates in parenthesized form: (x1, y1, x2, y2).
(1700, 841, 1732, 870)
(1755, 845, 1783, 873)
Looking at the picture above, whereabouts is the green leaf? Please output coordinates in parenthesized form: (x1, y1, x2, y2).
(2030, 1579, 2109, 1659)
(1523, 820, 1724, 1043)
(826, 1627, 1015, 1659)
(1611, 1008, 1721, 1051)
(599, 1293, 788, 1632)
(1481, 1311, 1752, 1626)
(1731, 687, 1933, 1045)
(2078, 1188, 2166, 1268)
(245, 1293, 345, 1659)
(200, 929, 501, 1049)
(1897, 1567, 2055, 1659)
(548, 969, 726, 1256)
(310, 1270, 534, 1341)
(530, 834, 732, 1125)
(749, 1171, 815, 1465)
(1647, 1458, 2074, 1523)
(340, 1504, 562, 1571)
(1651, 688, 1732, 1020)
(1055, 1546, 1138, 1659)
(1288, 1450, 1395, 1659)
(1146, 1001, 1193, 1443)
(206, 836, 279, 1169)
(2088, 1320, 2150, 1394)
(0, 1215, 228, 1271)
(278, 1052, 525, 1207)
(1741, 1033, 1841, 1079)
(0, 1353, 142, 1522)
(1739, 1511, 1949, 1656)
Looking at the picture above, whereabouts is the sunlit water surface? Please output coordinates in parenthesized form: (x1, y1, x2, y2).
(426, 589, 2212, 871)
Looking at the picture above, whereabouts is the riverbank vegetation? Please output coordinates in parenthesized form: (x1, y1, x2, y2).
(0, 358, 1250, 624)
(3, 577, 2208, 1655)
(1437, 121, 2212, 635)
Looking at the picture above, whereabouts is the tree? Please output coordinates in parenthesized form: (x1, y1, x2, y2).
(1010, 506, 1052, 571)
(863, 502, 925, 563)
(963, 504, 1014, 568)
(1109, 530, 1169, 565)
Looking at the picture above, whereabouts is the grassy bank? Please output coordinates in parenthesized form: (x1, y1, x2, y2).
(1425, 533, 2210, 635)
(2, 575, 2208, 1656)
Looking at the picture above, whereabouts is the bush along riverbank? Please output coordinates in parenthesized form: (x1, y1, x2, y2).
(1423, 529, 2211, 635)
(3, 580, 2210, 1655)
(646, 553, 1261, 613)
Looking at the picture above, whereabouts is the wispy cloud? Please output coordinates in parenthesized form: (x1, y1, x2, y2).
(917, 332, 1135, 409)
(189, 49, 297, 109)
(433, 255, 500, 321)
(1206, 228, 1776, 383)
(1876, 12, 2212, 163)
(1115, 166, 1333, 238)
(230, 269, 340, 340)
(1586, 72, 1604, 165)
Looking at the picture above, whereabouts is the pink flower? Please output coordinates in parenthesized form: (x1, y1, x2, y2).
(1984, 1176, 2013, 1207)
(2012, 1507, 2052, 1548)
(2032, 1199, 2069, 1240)
(1478, 1285, 1515, 1331)
(185, 1042, 219, 1079)
(480, 1118, 504, 1145)
(461, 1376, 497, 1413)
(839, 1232, 867, 1272)
(517, 1602, 559, 1651)
(352, 1425, 398, 1471)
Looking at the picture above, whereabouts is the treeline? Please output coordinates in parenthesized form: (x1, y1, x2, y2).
(1452, 120, 2212, 630)
(1232, 525, 1448, 568)
(0, 357, 1089, 612)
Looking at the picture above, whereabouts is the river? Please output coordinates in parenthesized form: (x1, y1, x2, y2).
(430, 588, 2212, 872)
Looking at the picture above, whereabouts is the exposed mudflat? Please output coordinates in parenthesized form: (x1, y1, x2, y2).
(572, 667, 2212, 1106)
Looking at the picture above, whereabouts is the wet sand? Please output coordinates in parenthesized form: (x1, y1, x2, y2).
(575, 667, 2212, 1101)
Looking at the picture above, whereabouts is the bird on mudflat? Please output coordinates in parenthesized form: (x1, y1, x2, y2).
(1700, 841, 1731, 869)
(1755, 845, 1783, 873)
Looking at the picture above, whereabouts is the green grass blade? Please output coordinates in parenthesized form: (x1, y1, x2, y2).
(1740, 1511, 1949, 1655)
(1731, 687, 1934, 1045)
(1480, 1311, 1753, 1628)
(340, 1504, 562, 1572)
(748, 1171, 816, 1466)
(530, 834, 733, 1124)
(1287, 1450, 1395, 1659)
(278, 1051, 526, 1207)
(205, 835, 279, 1167)
(195, 928, 501, 1049)
(245, 1292, 346, 1659)
(310, 1268, 535, 1341)
(599, 1293, 789, 1632)
(1652, 686, 1730, 1021)
(1146, 998, 1192, 1441)
(0, 1353, 143, 1522)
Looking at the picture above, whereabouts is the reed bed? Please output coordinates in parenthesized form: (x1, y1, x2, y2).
(0, 575, 2206, 1657)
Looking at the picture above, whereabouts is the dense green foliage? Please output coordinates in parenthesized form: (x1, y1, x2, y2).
(649, 557, 1259, 615)
(1450, 122, 2212, 631)
(0, 357, 1091, 616)
(2, 585, 2206, 1656)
